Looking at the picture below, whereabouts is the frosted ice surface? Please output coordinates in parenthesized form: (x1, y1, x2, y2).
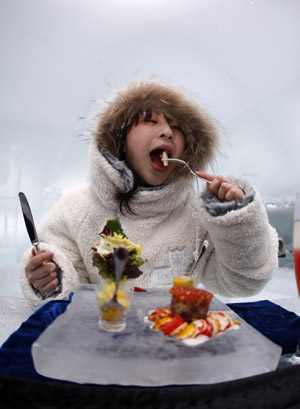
(0, 297, 33, 346)
(32, 284, 282, 386)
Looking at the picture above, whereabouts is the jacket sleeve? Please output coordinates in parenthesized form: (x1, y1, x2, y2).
(19, 196, 87, 302)
(194, 179, 279, 297)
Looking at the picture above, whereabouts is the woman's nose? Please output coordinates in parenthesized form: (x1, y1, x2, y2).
(159, 122, 173, 140)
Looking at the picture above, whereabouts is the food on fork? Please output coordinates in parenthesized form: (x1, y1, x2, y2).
(159, 150, 169, 166)
(92, 219, 147, 281)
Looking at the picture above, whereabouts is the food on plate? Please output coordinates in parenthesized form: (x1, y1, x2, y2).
(147, 286, 240, 342)
(159, 316, 187, 336)
(148, 308, 240, 341)
(208, 312, 234, 331)
(92, 219, 147, 281)
(177, 322, 196, 340)
(148, 308, 171, 322)
(169, 286, 214, 321)
(206, 316, 221, 337)
(152, 316, 172, 330)
(160, 150, 169, 166)
(192, 319, 213, 338)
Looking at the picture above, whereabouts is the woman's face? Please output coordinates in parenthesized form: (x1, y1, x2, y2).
(124, 112, 186, 186)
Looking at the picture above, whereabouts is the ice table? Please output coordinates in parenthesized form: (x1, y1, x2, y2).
(32, 284, 282, 386)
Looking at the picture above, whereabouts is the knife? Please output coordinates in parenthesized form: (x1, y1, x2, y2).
(18, 192, 40, 255)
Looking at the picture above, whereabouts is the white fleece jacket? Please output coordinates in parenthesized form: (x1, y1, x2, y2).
(20, 141, 278, 301)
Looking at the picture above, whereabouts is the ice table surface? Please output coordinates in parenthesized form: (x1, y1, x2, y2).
(32, 284, 282, 386)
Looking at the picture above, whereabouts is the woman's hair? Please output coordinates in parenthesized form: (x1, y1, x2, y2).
(92, 80, 221, 214)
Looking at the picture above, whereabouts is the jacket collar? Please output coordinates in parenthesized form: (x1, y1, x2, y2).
(88, 141, 194, 217)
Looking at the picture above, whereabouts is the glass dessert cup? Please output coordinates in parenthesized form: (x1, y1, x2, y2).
(95, 277, 134, 332)
(172, 268, 195, 288)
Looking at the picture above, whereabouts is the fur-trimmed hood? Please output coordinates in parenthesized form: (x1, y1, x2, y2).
(92, 80, 220, 180)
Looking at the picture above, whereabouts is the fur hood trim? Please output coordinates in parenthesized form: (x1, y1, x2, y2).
(92, 80, 220, 180)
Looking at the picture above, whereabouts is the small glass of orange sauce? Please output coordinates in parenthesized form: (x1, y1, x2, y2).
(173, 272, 195, 288)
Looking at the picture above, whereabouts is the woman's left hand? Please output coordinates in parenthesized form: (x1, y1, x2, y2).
(196, 171, 245, 201)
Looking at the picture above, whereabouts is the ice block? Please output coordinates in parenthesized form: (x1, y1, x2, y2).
(32, 284, 282, 386)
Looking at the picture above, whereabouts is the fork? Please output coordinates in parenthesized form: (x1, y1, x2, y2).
(161, 158, 211, 184)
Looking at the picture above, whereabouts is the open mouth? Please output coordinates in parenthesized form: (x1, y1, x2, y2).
(150, 149, 172, 168)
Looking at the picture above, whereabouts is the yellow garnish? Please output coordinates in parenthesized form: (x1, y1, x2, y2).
(177, 323, 196, 339)
(97, 232, 143, 256)
(152, 317, 172, 330)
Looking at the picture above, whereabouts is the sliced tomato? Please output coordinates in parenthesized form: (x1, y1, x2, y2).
(206, 316, 221, 336)
(208, 312, 231, 331)
(170, 322, 187, 337)
(202, 320, 213, 337)
(192, 319, 208, 338)
(152, 316, 172, 330)
(159, 315, 185, 336)
(222, 312, 234, 327)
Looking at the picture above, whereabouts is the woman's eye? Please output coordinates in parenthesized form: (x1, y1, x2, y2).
(145, 119, 157, 124)
(172, 125, 183, 132)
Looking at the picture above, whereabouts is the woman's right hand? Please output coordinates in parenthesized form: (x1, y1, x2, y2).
(25, 249, 58, 294)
